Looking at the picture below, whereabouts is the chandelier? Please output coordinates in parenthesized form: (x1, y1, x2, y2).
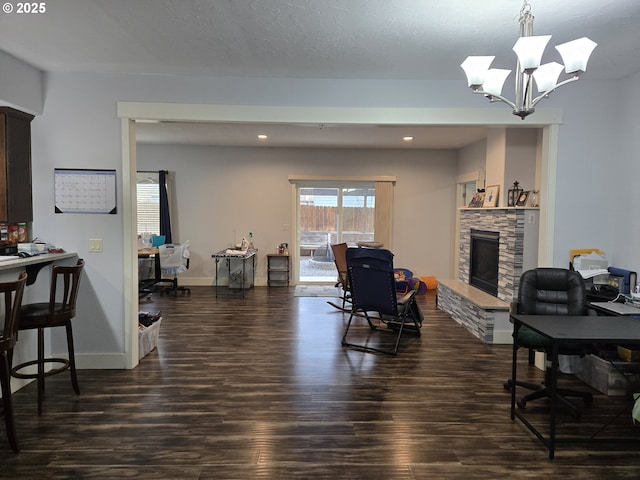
(460, 1, 597, 119)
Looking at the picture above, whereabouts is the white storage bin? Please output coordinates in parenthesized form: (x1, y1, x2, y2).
(138, 317, 162, 360)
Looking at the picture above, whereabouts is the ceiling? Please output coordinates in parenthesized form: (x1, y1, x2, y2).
(134, 121, 490, 149)
(1, 0, 638, 149)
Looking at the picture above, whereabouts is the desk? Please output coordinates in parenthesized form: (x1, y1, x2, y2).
(510, 314, 640, 459)
(137, 247, 159, 257)
(211, 249, 257, 298)
(589, 301, 640, 316)
(138, 247, 160, 281)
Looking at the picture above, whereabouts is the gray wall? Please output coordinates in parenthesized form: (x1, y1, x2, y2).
(137, 144, 458, 286)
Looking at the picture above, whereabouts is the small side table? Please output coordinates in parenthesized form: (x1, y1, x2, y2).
(267, 254, 290, 287)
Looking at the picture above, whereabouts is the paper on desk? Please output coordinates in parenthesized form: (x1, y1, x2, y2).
(0, 256, 20, 261)
(225, 249, 248, 255)
(573, 251, 608, 271)
(577, 268, 609, 279)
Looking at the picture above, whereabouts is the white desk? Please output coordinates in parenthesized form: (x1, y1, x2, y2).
(211, 249, 257, 298)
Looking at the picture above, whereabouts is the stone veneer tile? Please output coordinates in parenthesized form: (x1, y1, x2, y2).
(440, 208, 536, 343)
(437, 280, 508, 344)
(459, 209, 526, 304)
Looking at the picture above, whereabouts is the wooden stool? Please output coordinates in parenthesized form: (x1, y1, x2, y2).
(11, 259, 84, 415)
(0, 272, 28, 452)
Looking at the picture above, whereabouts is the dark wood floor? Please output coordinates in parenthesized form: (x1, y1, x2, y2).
(3, 286, 640, 479)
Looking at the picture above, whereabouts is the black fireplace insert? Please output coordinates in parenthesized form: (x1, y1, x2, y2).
(469, 229, 500, 296)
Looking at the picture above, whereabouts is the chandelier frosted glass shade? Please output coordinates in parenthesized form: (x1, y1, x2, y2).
(460, 56, 495, 88)
(555, 37, 598, 74)
(482, 69, 511, 97)
(513, 35, 551, 73)
(532, 62, 564, 92)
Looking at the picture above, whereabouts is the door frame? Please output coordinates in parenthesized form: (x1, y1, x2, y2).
(119, 102, 561, 368)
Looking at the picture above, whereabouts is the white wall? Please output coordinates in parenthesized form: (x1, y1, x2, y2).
(485, 129, 507, 205)
(548, 80, 621, 267)
(503, 129, 538, 198)
(612, 70, 640, 274)
(457, 139, 487, 186)
(1, 66, 633, 367)
(0, 50, 43, 115)
(137, 144, 458, 285)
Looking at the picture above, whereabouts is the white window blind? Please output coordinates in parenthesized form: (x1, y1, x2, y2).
(137, 172, 160, 235)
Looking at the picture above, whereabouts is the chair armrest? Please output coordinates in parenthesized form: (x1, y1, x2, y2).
(397, 290, 416, 305)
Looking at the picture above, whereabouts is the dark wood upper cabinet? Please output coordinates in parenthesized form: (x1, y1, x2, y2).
(0, 107, 34, 223)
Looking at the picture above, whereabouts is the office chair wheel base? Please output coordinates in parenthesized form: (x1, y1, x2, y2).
(517, 398, 527, 410)
(503, 381, 513, 391)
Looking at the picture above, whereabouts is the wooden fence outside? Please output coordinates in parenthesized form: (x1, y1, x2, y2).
(298, 205, 374, 233)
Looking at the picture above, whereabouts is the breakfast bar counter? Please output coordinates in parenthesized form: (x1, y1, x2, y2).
(0, 252, 78, 284)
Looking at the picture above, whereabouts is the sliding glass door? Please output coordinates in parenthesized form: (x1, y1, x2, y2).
(297, 183, 375, 283)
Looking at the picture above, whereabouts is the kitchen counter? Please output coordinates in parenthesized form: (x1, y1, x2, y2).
(0, 252, 78, 284)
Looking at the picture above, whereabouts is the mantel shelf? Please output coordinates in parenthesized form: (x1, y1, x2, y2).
(459, 206, 540, 211)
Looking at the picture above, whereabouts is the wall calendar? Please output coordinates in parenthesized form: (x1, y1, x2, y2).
(54, 168, 117, 214)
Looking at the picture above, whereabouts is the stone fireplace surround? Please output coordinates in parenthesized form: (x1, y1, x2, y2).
(438, 208, 539, 344)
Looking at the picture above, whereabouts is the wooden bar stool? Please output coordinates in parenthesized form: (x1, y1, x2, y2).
(11, 259, 84, 415)
(0, 272, 28, 452)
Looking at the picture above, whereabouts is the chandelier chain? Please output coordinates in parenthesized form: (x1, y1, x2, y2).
(520, 0, 533, 24)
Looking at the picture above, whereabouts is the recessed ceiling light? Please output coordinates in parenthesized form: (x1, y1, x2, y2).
(257, 134, 268, 140)
(403, 136, 414, 142)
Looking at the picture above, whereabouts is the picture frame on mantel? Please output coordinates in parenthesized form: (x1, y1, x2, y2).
(516, 190, 530, 207)
(483, 185, 499, 207)
(527, 189, 540, 207)
(468, 192, 485, 208)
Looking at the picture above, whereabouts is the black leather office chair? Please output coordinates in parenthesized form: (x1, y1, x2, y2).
(505, 267, 595, 416)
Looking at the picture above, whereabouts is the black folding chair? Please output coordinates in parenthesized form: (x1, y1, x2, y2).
(341, 248, 422, 355)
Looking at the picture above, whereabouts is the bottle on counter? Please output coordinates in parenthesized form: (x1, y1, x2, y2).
(7, 224, 18, 244)
(17, 223, 27, 243)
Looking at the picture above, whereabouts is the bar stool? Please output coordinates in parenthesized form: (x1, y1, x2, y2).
(0, 272, 28, 453)
(11, 259, 84, 415)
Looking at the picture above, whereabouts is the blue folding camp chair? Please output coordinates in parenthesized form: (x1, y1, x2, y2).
(341, 247, 423, 355)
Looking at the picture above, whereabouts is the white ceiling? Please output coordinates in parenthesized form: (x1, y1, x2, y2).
(1, 0, 638, 149)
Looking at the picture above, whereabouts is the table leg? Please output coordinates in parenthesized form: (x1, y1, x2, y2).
(511, 322, 519, 420)
(154, 254, 161, 282)
(548, 343, 559, 460)
(241, 257, 246, 298)
(252, 255, 256, 287)
(215, 258, 220, 298)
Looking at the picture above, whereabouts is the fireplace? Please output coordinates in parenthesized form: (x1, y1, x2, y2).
(469, 229, 500, 297)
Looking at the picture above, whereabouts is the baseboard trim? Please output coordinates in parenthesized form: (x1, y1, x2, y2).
(51, 352, 128, 370)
